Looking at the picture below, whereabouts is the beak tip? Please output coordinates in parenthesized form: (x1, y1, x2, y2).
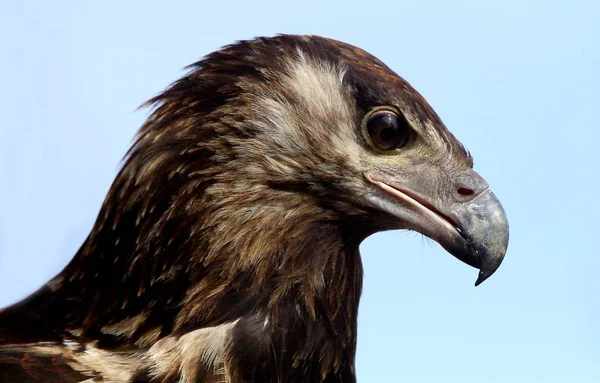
(474, 271, 487, 286)
(474, 256, 504, 286)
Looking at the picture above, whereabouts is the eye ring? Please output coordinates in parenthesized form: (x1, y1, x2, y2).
(363, 108, 412, 151)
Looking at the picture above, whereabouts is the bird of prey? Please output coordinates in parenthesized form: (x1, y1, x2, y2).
(0, 35, 509, 382)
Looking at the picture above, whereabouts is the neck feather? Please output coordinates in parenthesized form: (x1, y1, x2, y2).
(3, 181, 365, 381)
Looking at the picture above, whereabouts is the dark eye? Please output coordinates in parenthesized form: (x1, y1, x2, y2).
(366, 110, 411, 150)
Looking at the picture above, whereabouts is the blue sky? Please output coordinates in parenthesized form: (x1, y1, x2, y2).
(1, 1, 598, 381)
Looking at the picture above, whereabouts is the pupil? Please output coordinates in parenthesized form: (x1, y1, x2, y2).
(380, 127, 395, 142)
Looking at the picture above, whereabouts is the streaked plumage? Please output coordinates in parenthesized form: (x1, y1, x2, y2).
(0, 35, 508, 382)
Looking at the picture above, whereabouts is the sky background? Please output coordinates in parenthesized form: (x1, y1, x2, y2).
(0, 1, 598, 382)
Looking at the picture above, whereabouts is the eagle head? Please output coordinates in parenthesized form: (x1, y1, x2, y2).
(128, 35, 507, 286)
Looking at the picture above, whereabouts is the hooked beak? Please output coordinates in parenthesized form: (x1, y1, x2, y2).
(366, 174, 509, 286)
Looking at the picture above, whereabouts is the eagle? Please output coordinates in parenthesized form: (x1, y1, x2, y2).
(0, 35, 509, 382)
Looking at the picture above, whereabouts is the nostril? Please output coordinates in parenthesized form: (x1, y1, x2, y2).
(457, 187, 475, 197)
